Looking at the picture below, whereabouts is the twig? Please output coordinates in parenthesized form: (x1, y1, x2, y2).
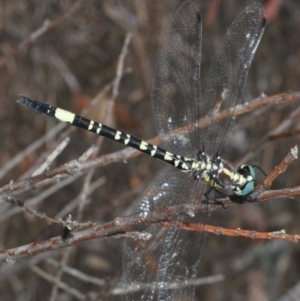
(262, 145, 298, 189)
(46, 258, 105, 286)
(6, 197, 64, 226)
(235, 105, 300, 167)
(32, 137, 70, 176)
(31, 266, 86, 300)
(0, 173, 84, 223)
(0, 0, 85, 69)
(161, 222, 300, 243)
(112, 274, 224, 295)
(76, 33, 132, 221)
(1, 198, 300, 263)
(0, 122, 66, 180)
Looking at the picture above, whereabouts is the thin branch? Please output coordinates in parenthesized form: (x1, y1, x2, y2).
(1, 192, 300, 263)
(161, 222, 300, 243)
(6, 197, 65, 226)
(0, 0, 85, 69)
(47, 258, 105, 286)
(32, 137, 70, 176)
(31, 266, 86, 300)
(46, 33, 132, 295)
(235, 104, 300, 167)
(0, 173, 84, 223)
(112, 274, 224, 295)
(262, 145, 298, 189)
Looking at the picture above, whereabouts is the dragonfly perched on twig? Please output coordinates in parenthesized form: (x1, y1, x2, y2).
(120, 1, 266, 300)
(17, 1, 266, 300)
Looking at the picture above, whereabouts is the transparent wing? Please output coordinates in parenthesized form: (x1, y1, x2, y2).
(121, 2, 266, 300)
(204, 3, 266, 156)
(151, 0, 202, 158)
(121, 172, 210, 301)
(151, 2, 265, 159)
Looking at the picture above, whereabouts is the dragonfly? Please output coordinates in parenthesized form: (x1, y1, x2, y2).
(17, 1, 266, 300)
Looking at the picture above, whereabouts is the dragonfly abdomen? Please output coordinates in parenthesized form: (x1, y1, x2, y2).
(18, 95, 196, 171)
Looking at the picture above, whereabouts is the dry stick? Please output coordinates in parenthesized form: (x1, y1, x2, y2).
(1, 192, 299, 264)
(0, 61, 119, 181)
(0, 0, 85, 69)
(1, 145, 298, 262)
(0, 173, 84, 223)
(111, 274, 225, 295)
(0, 146, 99, 223)
(55, 176, 106, 219)
(262, 145, 298, 191)
(0, 85, 112, 216)
(49, 248, 70, 301)
(48, 34, 132, 300)
(7, 197, 97, 234)
(31, 266, 86, 300)
(56, 175, 142, 220)
(0, 67, 133, 201)
(234, 103, 300, 167)
(104, 1, 152, 90)
(32, 137, 70, 176)
(76, 33, 132, 221)
(161, 222, 300, 243)
(276, 281, 300, 301)
(0, 122, 66, 180)
(7, 195, 98, 231)
(0, 83, 111, 181)
(157, 92, 300, 146)
(3, 37, 129, 245)
(2, 152, 104, 232)
(47, 145, 98, 300)
(47, 258, 106, 286)
(6, 197, 65, 227)
(1, 91, 299, 203)
(20, 137, 71, 180)
(48, 147, 98, 300)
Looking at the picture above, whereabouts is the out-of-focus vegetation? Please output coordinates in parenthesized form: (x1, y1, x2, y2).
(0, 0, 300, 300)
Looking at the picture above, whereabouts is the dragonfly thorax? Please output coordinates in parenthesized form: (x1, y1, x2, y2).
(191, 152, 224, 186)
(188, 152, 256, 196)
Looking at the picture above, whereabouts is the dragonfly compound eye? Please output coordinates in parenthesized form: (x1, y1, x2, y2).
(235, 165, 256, 196)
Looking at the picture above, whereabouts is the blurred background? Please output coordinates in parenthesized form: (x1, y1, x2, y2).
(0, 0, 300, 300)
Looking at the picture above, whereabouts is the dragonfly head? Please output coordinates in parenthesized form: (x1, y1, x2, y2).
(233, 165, 256, 196)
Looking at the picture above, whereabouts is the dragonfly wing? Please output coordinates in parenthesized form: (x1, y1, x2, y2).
(203, 3, 266, 156)
(151, 0, 202, 158)
(121, 171, 210, 300)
